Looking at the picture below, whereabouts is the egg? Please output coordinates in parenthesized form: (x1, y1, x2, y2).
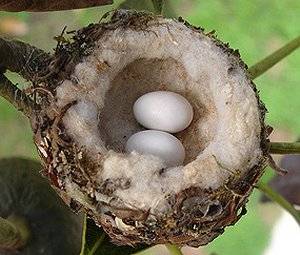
(125, 130, 185, 167)
(133, 91, 193, 133)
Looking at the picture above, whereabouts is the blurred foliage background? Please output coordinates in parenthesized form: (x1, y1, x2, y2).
(0, 0, 299, 254)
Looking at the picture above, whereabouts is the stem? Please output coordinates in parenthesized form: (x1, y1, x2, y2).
(165, 244, 184, 255)
(257, 182, 300, 225)
(0, 74, 36, 118)
(87, 233, 105, 255)
(0, 216, 30, 250)
(269, 142, 300, 154)
(79, 215, 87, 255)
(248, 35, 300, 79)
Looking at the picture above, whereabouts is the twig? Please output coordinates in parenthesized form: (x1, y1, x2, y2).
(87, 233, 105, 255)
(0, 0, 113, 12)
(248, 35, 300, 79)
(0, 74, 37, 117)
(165, 244, 184, 255)
(269, 142, 300, 154)
(0, 216, 30, 250)
(0, 38, 50, 82)
(257, 182, 300, 225)
(267, 155, 288, 175)
(79, 215, 87, 255)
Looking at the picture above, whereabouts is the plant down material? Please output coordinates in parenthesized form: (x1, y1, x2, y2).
(5, 10, 271, 247)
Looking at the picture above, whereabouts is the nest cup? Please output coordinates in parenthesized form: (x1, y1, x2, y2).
(33, 10, 270, 246)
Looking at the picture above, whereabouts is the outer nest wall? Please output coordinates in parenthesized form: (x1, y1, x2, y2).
(32, 10, 270, 247)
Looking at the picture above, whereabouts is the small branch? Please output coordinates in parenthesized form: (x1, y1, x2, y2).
(0, 216, 30, 250)
(87, 233, 105, 255)
(257, 182, 300, 225)
(248, 35, 300, 79)
(0, 74, 36, 117)
(269, 142, 300, 154)
(79, 215, 87, 255)
(0, 0, 113, 12)
(0, 38, 50, 82)
(165, 244, 184, 255)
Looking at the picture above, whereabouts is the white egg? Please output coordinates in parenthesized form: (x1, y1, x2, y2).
(133, 91, 193, 133)
(125, 130, 185, 167)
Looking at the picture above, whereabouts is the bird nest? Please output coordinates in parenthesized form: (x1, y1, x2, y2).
(30, 10, 269, 247)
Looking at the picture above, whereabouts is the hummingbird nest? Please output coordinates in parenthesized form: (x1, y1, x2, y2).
(30, 10, 269, 247)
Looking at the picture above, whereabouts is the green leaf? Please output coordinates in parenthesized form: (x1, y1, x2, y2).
(80, 215, 148, 255)
(152, 0, 164, 14)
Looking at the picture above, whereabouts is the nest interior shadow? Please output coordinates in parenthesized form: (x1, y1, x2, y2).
(99, 57, 214, 163)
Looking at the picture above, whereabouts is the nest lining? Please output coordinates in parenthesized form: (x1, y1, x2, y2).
(54, 17, 263, 214)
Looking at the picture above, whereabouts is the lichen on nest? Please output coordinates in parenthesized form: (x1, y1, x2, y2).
(31, 10, 270, 247)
